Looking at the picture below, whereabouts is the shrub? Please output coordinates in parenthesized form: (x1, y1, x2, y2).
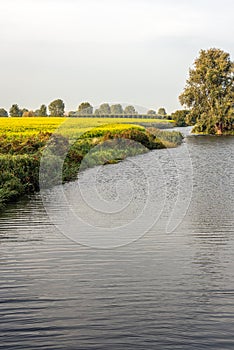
(147, 127, 183, 146)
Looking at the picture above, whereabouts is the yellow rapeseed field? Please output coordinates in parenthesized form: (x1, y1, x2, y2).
(0, 117, 173, 139)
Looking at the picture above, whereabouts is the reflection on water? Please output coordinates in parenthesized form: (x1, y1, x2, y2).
(0, 132, 234, 349)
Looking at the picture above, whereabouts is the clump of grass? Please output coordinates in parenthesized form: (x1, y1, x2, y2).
(146, 127, 184, 147)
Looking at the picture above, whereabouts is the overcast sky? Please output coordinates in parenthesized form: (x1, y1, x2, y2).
(0, 0, 234, 113)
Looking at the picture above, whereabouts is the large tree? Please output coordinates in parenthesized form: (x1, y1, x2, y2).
(124, 105, 137, 115)
(39, 104, 47, 116)
(78, 102, 93, 115)
(0, 108, 8, 117)
(48, 99, 65, 117)
(147, 109, 156, 115)
(34, 105, 47, 117)
(98, 103, 111, 115)
(9, 104, 22, 117)
(179, 48, 234, 134)
(157, 107, 167, 116)
(110, 104, 123, 115)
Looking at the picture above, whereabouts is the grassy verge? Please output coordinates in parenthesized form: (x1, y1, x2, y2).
(0, 118, 182, 210)
(192, 129, 234, 136)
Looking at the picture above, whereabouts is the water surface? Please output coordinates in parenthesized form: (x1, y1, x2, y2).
(0, 131, 234, 349)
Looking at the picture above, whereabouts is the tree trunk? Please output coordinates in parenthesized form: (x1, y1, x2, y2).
(215, 122, 223, 135)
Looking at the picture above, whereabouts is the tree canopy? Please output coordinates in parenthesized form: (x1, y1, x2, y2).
(77, 102, 93, 115)
(157, 107, 167, 116)
(9, 104, 22, 117)
(0, 108, 8, 117)
(38, 104, 47, 117)
(124, 105, 137, 115)
(98, 103, 111, 115)
(48, 99, 65, 117)
(147, 109, 156, 115)
(179, 48, 234, 134)
(110, 104, 123, 115)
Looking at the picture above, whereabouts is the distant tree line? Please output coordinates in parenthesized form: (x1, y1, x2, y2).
(0, 100, 169, 119)
(0, 104, 48, 118)
(2, 48, 233, 134)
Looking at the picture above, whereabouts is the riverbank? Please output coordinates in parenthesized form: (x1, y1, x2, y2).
(191, 120, 234, 135)
(0, 117, 183, 210)
(192, 130, 234, 136)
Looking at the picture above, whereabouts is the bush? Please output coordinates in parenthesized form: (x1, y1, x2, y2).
(146, 127, 183, 146)
(171, 110, 190, 127)
(103, 128, 165, 150)
(0, 155, 40, 208)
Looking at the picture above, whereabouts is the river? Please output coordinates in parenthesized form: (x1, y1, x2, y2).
(0, 129, 234, 349)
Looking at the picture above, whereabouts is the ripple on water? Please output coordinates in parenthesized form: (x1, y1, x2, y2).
(0, 134, 234, 349)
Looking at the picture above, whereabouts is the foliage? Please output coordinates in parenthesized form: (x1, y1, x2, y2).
(158, 107, 167, 116)
(95, 103, 111, 115)
(110, 104, 124, 115)
(147, 109, 156, 115)
(0, 108, 8, 117)
(9, 104, 22, 117)
(0, 133, 48, 154)
(22, 110, 34, 117)
(179, 48, 234, 134)
(48, 99, 65, 117)
(124, 105, 137, 115)
(38, 104, 47, 117)
(0, 154, 40, 208)
(64, 127, 166, 178)
(192, 114, 234, 134)
(78, 139, 148, 171)
(171, 110, 191, 127)
(0, 171, 24, 209)
(118, 129, 165, 150)
(147, 127, 184, 147)
(78, 102, 93, 115)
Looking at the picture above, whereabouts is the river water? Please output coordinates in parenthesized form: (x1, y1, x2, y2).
(0, 129, 234, 349)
